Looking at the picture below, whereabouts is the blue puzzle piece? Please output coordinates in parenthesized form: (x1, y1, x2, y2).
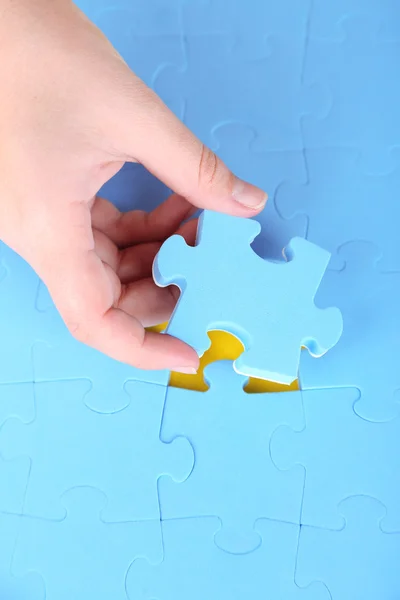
(0, 379, 193, 521)
(270, 387, 400, 531)
(34, 284, 170, 402)
(182, 0, 311, 57)
(303, 17, 400, 173)
(0, 244, 58, 383)
(0, 512, 44, 599)
(12, 487, 163, 600)
(210, 122, 308, 261)
(276, 149, 400, 269)
(296, 496, 400, 599)
(160, 361, 305, 554)
(298, 241, 400, 422)
(153, 210, 343, 384)
(154, 34, 328, 151)
(308, 0, 400, 41)
(127, 517, 331, 600)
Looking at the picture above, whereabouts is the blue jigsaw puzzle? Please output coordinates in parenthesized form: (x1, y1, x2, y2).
(160, 361, 304, 554)
(296, 496, 400, 600)
(154, 33, 328, 150)
(153, 209, 343, 384)
(0, 0, 399, 597)
(127, 517, 330, 600)
(270, 387, 400, 531)
(0, 379, 193, 522)
(11, 487, 163, 600)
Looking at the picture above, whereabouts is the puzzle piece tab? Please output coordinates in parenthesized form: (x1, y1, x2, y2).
(270, 387, 400, 531)
(12, 487, 163, 600)
(160, 361, 304, 554)
(127, 517, 331, 600)
(298, 241, 400, 421)
(154, 210, 343, 384)
(303, 17, 400, 173)
(0, 379, 193, 522)
(276, 149, 400, 269)
(296, 496, 400, 599)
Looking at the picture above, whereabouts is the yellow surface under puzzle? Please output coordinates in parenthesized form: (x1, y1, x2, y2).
(149, 324, 299, 393)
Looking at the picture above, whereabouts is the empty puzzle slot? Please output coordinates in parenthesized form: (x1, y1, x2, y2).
(148, 326, 299, 393)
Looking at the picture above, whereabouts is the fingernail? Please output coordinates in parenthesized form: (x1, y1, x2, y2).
(232, 178, 267, 209)
(174, 366, 198, 375)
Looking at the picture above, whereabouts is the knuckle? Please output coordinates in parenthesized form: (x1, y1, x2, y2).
(197, 145, 233, 194)
(65, 317, 91, 345)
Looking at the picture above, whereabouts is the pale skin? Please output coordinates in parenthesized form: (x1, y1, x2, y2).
(0, 0, 267, 374)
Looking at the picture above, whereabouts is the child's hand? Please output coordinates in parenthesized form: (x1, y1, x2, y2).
(0, 0, 267, 373)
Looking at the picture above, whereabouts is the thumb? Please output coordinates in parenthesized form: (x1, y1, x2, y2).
(116, 82, 267, 216)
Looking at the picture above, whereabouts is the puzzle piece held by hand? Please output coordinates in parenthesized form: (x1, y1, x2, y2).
(153, 210, 343, 384)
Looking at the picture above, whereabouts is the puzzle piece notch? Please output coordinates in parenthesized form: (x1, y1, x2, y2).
(127, 517, 331, 600)
(296, 495, 400, 600)
(12, 486, 163, 600)
(154, 211, 343, 384)
(298, 240, 400, 422)
(270, 387, 400, 531)
(160, 360, 305, 554)
(0, 379, 193, 522)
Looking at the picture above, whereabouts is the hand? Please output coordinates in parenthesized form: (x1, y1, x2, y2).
(0, 0, 267, 373)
